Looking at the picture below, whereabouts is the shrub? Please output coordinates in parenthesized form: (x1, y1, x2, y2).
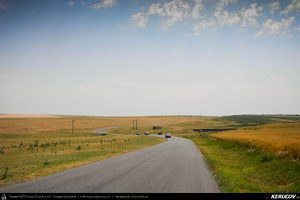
(1, 165, 10, 180)
(261, 155, 273, 163)
(43, 160, 50, 165)
(19, 141, 24, 147)
(34, 140, 39, 147)
(0, 147, 4, 154)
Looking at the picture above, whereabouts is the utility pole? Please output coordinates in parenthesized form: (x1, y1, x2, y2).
(135, 119, 138, 130)
(133, 120, 135, 129)
(72, 120, 74, 134)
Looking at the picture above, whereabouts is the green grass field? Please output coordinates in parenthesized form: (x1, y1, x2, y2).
(217, 114, 300, 127)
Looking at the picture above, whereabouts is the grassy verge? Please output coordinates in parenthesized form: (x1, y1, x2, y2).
(0, 130, 165, 188)
(184, 134, 300, 193)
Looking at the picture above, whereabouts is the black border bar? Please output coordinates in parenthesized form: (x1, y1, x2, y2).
(1, 193, 299, 200)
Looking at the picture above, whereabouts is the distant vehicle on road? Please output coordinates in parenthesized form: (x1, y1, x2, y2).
(136, 132, 141, 135)
(144, 132, 149, 135)
(165, 133, 171, 138)
(157, 132, 162, 135)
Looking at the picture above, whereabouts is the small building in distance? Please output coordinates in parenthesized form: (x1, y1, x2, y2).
(153, 126, 162, 130)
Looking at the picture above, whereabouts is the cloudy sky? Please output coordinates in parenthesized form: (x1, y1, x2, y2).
(0, 0, 300, 116)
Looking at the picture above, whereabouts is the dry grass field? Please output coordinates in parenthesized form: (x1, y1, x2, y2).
(0, 115, 181, 134)
(0, 115, 173, 187)
(0, 114, 60, 118)
(212, 123, 300, 159)
(166, 116, 233, 135)
(0, 132, 164, 187)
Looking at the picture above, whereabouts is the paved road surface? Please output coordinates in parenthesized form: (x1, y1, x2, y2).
(0, 136, 220, 193)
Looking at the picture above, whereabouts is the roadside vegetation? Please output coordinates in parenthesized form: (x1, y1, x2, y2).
(185, 134, 300, 192)
(179, 115, 300, 192)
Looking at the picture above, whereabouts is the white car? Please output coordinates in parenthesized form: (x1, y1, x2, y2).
(165, 133, 171, 138)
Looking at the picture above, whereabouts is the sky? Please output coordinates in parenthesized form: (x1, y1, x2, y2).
(0, 0, 300, 116)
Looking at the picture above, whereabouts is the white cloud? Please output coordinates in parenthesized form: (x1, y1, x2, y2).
(132, 12, 148, 28)
(213, 0, 240, 26)
(91, 0, 117, 9)
(214, 10, 241, 26)
(148, 3, 165, 16)
(151, 0, 192, 27)
(281, 0, 300, 14)
(192, 0, 205, 19)
(215, 0, 238, 12)
(67, 1, 75, 7)
(193, 0, 260, 35)
(269, 1, 280, 14)
(256, 16, 295, 36)
(193, 11, 240, 35)
(192, 19, 216, 35)
(193, 0, 240, 33)
(131, 0, 299, 38)
(144, 0, 204, 27)
(240, 3, 263, 27)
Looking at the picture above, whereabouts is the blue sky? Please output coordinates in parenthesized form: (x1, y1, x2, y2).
(0, 0, 300, 116)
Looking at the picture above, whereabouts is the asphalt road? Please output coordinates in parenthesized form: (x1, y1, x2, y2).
(0, 136, 220, 193)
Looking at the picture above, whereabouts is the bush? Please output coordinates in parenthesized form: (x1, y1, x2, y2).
(43, 160, 50, 165)
(0, 147, 5, 154)
(1, 165, 10, 180)
(76, 145, 81, 151)
(19, 141, 24, 147)
(260, 155, 273, 163)
(34, 140, 39, 147)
